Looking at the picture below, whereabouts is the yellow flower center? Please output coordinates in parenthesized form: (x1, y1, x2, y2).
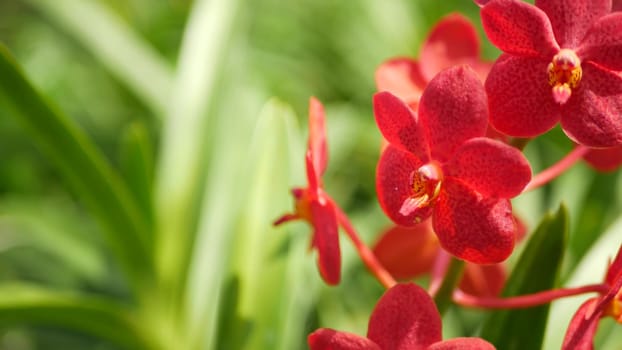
(399, 162, 443, 222)
(547, 49, 582, 105)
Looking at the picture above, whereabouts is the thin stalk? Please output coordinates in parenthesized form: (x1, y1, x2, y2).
(524, 145, 590, 192)
(333, 204, 396, 289)
(432, 257, 465, 315)
(453, 283, 608, 309)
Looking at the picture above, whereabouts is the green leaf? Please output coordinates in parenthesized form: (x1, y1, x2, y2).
(23, 0, 173, 116)
(0, 45, 152, 292)
(481, 204, 568, 349)
(0, 283, 153, 350)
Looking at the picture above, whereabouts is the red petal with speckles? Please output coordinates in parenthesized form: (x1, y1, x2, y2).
(375, 58, 426, 110)
(367, 283, 442, 350)
(308, 329, 380, 350)
(428, 338, 496, 350)
(433, 179, 515, 264)
(419, 13, 481, 82)
(560, 62, 622, 148)
(535, 0, 611, 48)
(376, 145, 432, 227)
(481, 0, 559, 58)
(310, 199, 341, 285)
(486, 54, 560, 138)
(374, 92, 430, 161)
(419, 66, 488, 162)
(577, 13, 622, 71)
(308, 97, 328, 177)
(445, 137, 532, 198)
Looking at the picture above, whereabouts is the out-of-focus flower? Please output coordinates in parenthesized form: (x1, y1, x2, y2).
(373, 218, 527, 297)
(583, 145, 622, 172)
(375, 13, 491, 111)
(562, 244, 622, 349)
(374, 66, 531, 264)
(274, 97, 341, 285)
(308, 283, 496, 350)
(480, 0, 622, 148)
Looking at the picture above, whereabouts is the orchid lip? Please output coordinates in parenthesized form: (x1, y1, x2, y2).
(399, 162, 443, 221)
(547, 49, 582, 105)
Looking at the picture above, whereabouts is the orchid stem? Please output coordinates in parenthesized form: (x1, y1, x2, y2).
(452, 283, 608, 309)
(433, 256, 465, 315)
(333, 204, 397, 289)
(523, 145, 589, 192)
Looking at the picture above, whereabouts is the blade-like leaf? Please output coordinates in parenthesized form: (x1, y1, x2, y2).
(24, 0, 173, 116)
(0, 283, 153, 350)
(0, 45, 152, 291)
(481, 204, 568, 349)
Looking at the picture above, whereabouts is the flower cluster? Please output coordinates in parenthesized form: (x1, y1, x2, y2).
(276, 0, 622, 348)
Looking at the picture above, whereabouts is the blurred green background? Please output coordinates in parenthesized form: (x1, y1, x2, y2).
(0, 0, 620, 349)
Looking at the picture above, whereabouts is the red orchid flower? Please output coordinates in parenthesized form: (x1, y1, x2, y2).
(583, 145, 622, 172)
(374, 65, 532, 264)
(375, 13, 491, 112)
(562, 244, 622, 349)
(274, 97, 341, 285)
(308, 283, 495, 350)
(479, 0, 622, 148)
(373, 218, 527, 297)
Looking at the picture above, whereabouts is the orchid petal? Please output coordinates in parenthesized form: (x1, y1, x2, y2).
(481, 0, 559, 58)
(562, 298, 602, 350)
(486, 54, 561, 137)
(536, 0, 611, 48)
(428, 337, 496, 350)
(583, 146, 622, 172)
(308, 329, 380, 350)
(375, 58, 426, 110)
(311, 199, 341, 285)
(605, 244, 622, 286)
(374, 92, 430, 161)
(459, 263, 507, 297)
(367, 283, 442, 350)
(615, 0, 622, 11)
(419, 13, 481, 82)
(376, 145, 432, 226)
(433, 179, 515, 264)
(419, 66, 488, 162)
(306, 150, 320, 193)
(372, 221, 439, 280)
(577, 13, 622, 71)
(560, 62, 622, 147)
(309, 97, 328, 177)
(473, 0, 491, 7)
(446, 137, 532, 198)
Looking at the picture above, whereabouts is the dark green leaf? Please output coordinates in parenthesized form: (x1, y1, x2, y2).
(481, 204, 568, 349)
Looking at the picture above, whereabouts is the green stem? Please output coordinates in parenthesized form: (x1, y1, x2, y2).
(432, 257, 465, 315)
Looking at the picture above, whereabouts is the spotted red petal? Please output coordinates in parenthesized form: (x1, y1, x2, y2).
(375, 58, 426, 110)
(535, 0, 611, 48)
(562, 298, 602, 350)
(308, 329, 380, 350)
(418, 66, 488, 162)
(374, 92, 430, 161)
(560, 62, 622, 147)
(376, 145, 432, 226)
(310, 200, 341, 285)
(445, 137, 531, 198)
(481, 0, 559, 58)
(615, 0, 622, 11)
(427, 337, 496, 350)
(486, 54, 560, 137)
(372, 221, 439, 280)
(433, 179, 515, 264)
(459, 263, 507, 297)
(577, 13, 622, 71)
(419, 13, 481, 82)
(367, 283, 442, 349)
(309, 97, 328, 177)
(583, 146, 622, 172)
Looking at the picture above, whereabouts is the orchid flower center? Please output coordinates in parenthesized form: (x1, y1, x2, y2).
(547, 49, 582, 105)
(604, 289, 622, 323)
(399, 162, 443, 222)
